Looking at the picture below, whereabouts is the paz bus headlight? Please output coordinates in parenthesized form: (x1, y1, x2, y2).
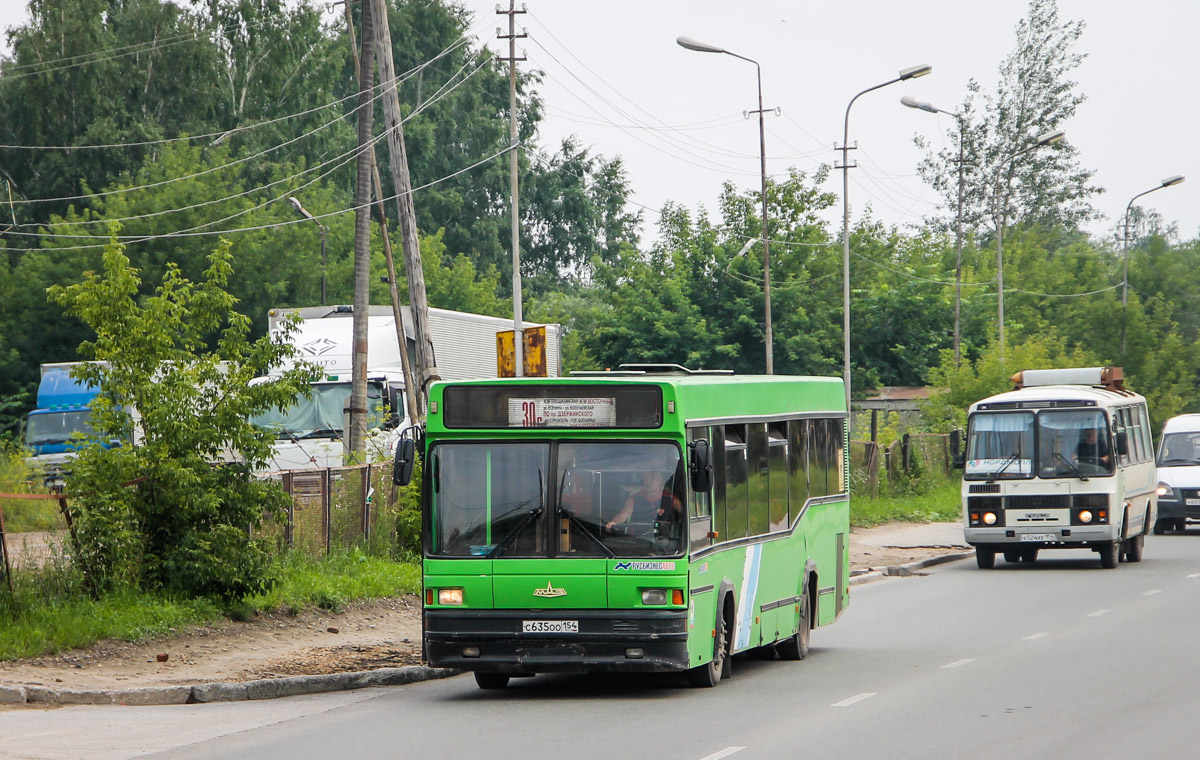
(982, 511, 998, 526)
(1078, 510, 1093, 524)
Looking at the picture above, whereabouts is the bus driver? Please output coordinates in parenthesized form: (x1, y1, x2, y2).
(606, 469, 683, 534)
(1073, 427, 1111, 467)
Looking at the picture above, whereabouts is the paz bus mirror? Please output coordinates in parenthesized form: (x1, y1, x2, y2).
(950, 429, 965, 469)
(393, 437, 416, 486)
(689, 438, 714, 493)
(1115, 431, 1128, 457)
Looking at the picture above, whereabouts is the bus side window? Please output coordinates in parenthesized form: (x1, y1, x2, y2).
(832, 417, 846, 494)
(724, 425, 749, 541)
(1138, 405, 1153, 463)
(748, 423, 770, 537)
(810, 419, 830, 499)
(687, 426, 712, 519)
(768, 422, 789, 532)
(788, 418, 810, 522)
(1114, 408, 1132, 466)
(713, 425, 727, 543)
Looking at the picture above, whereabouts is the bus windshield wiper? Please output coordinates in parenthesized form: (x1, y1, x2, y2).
(488, 507, 542, 558)
(986, 452, 1021, 483)
(1053, 452, 1089, 481)
(559, 509, 615, 557)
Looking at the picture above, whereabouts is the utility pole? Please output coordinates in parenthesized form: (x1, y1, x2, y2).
(498, 1, 526, 377)
(370, 0, 440, 414)
(348, 0, 377, 460)
(342, 1, 419, 426)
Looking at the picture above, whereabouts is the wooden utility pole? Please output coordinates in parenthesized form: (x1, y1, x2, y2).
(349, 0, 377, 458)
(370, 0, 439, 416)
(342, 2, 420, 426)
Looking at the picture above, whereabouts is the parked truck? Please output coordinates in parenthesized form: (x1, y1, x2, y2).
(24, 363, 131, 489)
(252, 305, 562, 471)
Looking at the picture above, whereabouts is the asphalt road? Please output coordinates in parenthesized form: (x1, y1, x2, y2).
(6, 533, 1200, 760)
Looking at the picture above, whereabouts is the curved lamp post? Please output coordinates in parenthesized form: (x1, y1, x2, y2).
(993, 130, 1066, 363)
(1121, 175, 1185, 357)
(901, 95, 966, 366)
(288, 196, 328, 306)
(678, 35, 774, 373)
(840, 64, 931, 421)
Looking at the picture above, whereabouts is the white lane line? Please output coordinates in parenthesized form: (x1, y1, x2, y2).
(1143, 589, 1163, 596)
(941, 658, 976, 669)
(698, 748, 746, 760)
(1087, 609, 1111, 617)
(1188, 573, 1200, 579)
(1024, 632, 1051, 640)
(831, 692, 877, 707)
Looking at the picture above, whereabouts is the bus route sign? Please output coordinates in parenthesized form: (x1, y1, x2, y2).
(508, 397, 616, 428)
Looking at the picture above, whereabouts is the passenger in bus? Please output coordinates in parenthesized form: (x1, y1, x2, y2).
(1073, 427, 1111, 467)
(605, 469, 683, 534)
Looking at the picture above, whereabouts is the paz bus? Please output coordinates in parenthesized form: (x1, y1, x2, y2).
(953, 367, 1157, 569)
(392, 365, 850, 689)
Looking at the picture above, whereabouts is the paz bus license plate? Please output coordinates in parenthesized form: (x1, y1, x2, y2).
(1020, 534, 1057, 542)
(522, 620, 579, 634)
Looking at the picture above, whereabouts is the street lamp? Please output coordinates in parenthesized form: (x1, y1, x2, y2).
(678, 35, 774, 374)
(901, 95, 966, 366)
(288, 196, 328, 306)
(992, 129, 1065, 363)
(840, 64, 931, 420)
(1121, 175, 1185, 357)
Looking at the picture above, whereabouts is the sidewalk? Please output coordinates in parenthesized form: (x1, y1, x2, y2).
(0, 521, 971, 708)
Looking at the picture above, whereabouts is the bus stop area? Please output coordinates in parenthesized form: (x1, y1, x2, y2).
(0, 521, 968, 707)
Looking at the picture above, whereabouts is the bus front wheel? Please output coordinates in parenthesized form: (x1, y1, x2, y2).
(688, 605, 730, 688)
(976, 546, 996, 569)
(1099, 540, 1120, 569)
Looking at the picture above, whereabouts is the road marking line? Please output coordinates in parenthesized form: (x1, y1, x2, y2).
(1087, 609, 1111, 617)
(941, 658, 976, 669)
(832, 692, 877, 707)
(698, 748, 745, 760)
(1024, 632, 1050, 640)
(1188, 573, 1200, 579)
(1143, 589, 1162, 596)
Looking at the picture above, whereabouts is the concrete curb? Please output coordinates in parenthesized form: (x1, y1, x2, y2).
(3, 665, 463, 707)
(849, 550, 973, 586)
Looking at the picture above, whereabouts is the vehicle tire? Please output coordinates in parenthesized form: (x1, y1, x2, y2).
(1125, 532, 1145, 562)
(1003, 548, 1020, 564)
(1019, 547, 1039, 563)
(1099, 540, 1120, 569)
(1178, 519, 1189, 533)
(1154, 520, 1166, 536)
(777, 592, 811, 662)
(687, 604, 729, 687)
(976, 546, 996, 569)
(474, 672, 510, 690)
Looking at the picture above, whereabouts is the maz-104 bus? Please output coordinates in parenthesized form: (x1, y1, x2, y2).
(391, 364, 850, 689)
(952, 367, 1157, 569)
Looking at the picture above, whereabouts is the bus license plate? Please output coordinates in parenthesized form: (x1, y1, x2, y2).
(1020, 534, 1056, 542)
(522, 620, 579, 634)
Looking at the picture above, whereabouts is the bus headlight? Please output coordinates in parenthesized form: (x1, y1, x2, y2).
(1078, 510, 1093, 524)
(438, 588, 464, 605)
(641, 589, 667, 605)
(983, 512, 998, 525)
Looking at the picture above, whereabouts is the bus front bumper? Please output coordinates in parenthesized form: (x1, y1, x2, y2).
(964, 525, 1118, 547)
(424, 609, 691, 674)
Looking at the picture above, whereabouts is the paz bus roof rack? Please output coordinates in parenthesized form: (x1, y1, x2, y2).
(1010, 366, 1126, 392)
(569, 363, 734, 377)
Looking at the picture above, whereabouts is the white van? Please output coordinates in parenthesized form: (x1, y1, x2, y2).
(953, 367, 1157, 569)
(1154, 414, 1200, 533)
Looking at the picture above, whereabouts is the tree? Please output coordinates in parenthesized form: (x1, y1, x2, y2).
(915, 0, 1101, 238)
(47, 231, 320, 599)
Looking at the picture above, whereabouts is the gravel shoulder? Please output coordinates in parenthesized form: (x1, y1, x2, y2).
(0, 522, 965, 699)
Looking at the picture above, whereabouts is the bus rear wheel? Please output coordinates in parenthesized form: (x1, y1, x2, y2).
(777, 592, 811, 661)
(1125, 532, 1145, 562)
(474, 672, 510, 690)
(688, 606, 730, 688)
(976, 546, 996, 569)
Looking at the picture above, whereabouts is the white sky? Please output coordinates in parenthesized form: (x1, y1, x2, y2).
(1, 0, 1195, 247)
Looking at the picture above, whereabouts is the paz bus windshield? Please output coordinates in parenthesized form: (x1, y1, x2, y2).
(428, 441, 684, 559)
(965, 409, 1113, 479)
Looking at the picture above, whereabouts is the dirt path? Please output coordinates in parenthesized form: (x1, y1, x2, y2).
(0, 523, 965, 694)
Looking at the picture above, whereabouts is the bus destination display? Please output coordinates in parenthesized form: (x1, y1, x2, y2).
(508, 397, 616, 428)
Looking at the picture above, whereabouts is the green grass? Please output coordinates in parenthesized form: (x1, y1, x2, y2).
(849, 479, 961, 528)
(0, 548, 422, 660)
(2, 497, 65, 532)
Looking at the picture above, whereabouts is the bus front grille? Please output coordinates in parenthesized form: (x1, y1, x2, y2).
(1006, 495, 1070, 510)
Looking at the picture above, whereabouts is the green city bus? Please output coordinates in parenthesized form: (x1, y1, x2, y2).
(394, 364, 850, 689)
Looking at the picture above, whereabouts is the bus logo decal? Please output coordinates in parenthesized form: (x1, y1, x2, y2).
(614, 562, 676, 571)
(533, 582, 567, 598)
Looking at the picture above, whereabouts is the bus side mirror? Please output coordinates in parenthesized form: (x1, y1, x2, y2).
(1115, 431, 1128, 457)
(393, 437, 416, 486)
(689, 438, 713, 493)
(950, 429, 965, 469)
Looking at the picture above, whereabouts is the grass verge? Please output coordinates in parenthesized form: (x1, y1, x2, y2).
(850, 479, 961, 528)
(245, 548, 422, 616)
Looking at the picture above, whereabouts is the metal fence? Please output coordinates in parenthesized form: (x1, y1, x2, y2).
(851, 433, 952, 498)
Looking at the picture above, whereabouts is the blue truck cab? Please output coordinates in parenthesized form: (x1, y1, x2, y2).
(24, 364, 107, 488)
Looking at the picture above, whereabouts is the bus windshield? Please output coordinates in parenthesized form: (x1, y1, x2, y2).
(1037, 410, 1112, 478)
(965, 412, 1034, 479)
(429, 441, 684, 558)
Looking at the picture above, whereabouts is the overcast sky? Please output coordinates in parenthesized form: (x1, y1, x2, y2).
(1, 0, 1195, 247)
